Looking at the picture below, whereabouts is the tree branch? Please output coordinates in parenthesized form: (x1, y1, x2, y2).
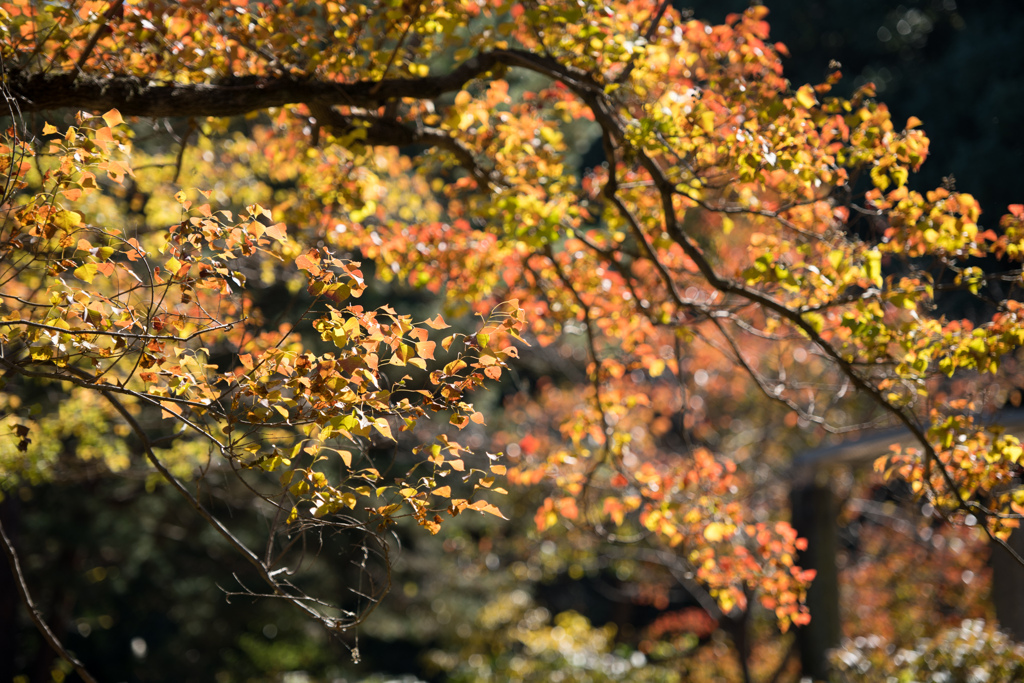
(0, 518, 100, 683)
(92, 386, 348, 629)
(73, 0, 125, 73)
(10, 48, 596, 119)
(10, 52, 509, 116)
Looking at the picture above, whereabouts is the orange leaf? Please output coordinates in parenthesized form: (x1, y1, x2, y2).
(424, 314, 449, 330)
(415, 340, 436, 360)
(468, 500, 507, 519)
(265, 222, 287, 241)
(102, 109, 124, 128)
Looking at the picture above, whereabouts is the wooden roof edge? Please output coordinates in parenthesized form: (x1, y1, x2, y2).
(790, 409, 1024, 485)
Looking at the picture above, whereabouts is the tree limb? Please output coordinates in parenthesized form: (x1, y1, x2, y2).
(10, 52, 510, 116)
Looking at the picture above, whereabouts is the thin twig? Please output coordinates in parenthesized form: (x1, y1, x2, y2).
(171, 117, 196, 184)
(1, 518, 100, 683)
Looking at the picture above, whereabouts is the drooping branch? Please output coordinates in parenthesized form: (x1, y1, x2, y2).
(0, 350, 383, 629)
(94, 384, 363, 631)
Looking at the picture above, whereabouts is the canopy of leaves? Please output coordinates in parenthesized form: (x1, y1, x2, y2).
(3, 0, 1024, 680)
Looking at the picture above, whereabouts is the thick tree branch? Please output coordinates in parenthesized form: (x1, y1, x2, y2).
(9, 48, 593, 118)
(10, 52, 508, 116)
(6, 49, 588, 195)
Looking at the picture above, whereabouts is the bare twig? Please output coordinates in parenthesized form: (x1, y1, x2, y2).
(0, 518, 100, 683)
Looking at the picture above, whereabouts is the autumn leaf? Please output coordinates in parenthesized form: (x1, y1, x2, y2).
(704, 522, 729, 542)
(74, 263, 98, 283)
(424, 314, 449, 330)
(373, 417, 394, 441)
(795, 84, 817, 109)
(265, 222, 287, 240)
(102, 108, 124, 127)
(467, 500, 507, 519)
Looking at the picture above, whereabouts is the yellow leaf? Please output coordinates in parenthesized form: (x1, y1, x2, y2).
(828, 250, 843, 271)
(373, 417, 394, 441)
(795, 84, 817, 109)
(802, 312, 824, 334)
(55, 210, 82, 230)
(704, 521, 728, 542)
(74, 263, 98, 283)
(699, 110, 715, 134)
(866, 248, 883, 288)
(337, 450, 353, 467)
